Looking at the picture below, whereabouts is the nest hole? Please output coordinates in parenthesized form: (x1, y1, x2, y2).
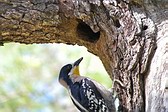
(143, 25, 148, 30)
(77, 21, 100, 43)
(114, 19, 121, 28)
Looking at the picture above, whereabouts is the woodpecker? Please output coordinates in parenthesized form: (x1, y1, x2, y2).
(59, 57, 116, 112)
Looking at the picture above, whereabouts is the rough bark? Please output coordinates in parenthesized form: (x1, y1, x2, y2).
(0, 0, 168, 112)
(145, 15, 168, 112)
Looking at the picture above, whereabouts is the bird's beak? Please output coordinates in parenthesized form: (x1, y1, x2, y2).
(72, 57, 83, 76)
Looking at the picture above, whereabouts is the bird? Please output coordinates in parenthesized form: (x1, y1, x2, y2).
(58, 57, 116, 112)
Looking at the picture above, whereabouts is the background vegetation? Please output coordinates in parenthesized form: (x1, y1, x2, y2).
(0, 43, 111, 112)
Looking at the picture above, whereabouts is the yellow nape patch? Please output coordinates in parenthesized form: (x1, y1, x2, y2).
(73, 66, 80, 76)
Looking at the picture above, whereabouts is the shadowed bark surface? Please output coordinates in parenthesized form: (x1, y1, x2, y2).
(0, 0, 168, 111)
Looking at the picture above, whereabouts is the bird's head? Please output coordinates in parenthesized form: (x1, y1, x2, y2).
(59, 57, 83, 88)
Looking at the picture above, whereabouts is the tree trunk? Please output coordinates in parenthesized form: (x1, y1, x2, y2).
(0, 0, 168, 111)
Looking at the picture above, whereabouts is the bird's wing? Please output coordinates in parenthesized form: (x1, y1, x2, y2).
(89, 78, 116, 112)
(70, 94, 88, 112)
(68, 83, 89, 112)
(69, 78, 109, 112)
(91, 79, 112, 100)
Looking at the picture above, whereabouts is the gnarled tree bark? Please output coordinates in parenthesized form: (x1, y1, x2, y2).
(0, 0, 168, 111)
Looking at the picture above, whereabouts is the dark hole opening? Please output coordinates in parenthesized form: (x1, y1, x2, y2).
(77, 21, 100, 43)
(114, 19, 121, 28)
(63, 0, 67, 3)
(143, 25, 148, 30)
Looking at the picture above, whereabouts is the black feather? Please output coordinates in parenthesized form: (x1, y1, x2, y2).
(69, 78, 109, 112)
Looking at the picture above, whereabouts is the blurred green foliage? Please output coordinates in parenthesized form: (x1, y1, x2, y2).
(0, 43, 112, 112)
